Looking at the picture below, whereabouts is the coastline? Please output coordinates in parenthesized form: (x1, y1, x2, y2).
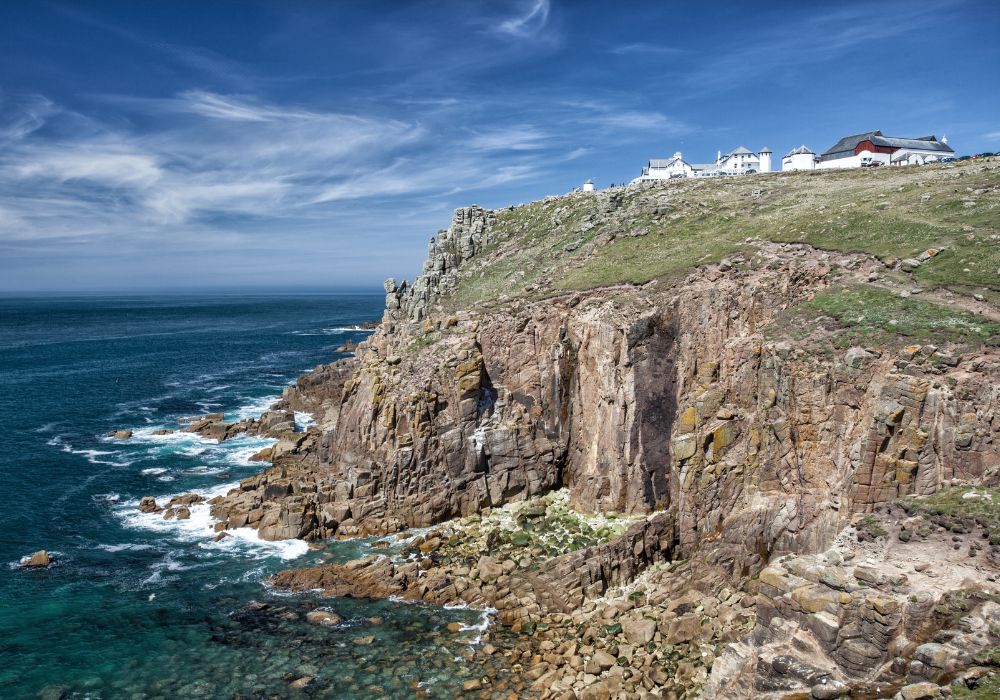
(131, 165, 1000, 699)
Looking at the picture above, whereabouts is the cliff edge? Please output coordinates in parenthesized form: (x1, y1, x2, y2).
(210, 160, 1000, 698)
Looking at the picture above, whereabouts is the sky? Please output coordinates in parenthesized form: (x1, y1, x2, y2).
(1, 1, 998, 292)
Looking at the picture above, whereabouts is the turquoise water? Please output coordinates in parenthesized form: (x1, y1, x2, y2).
(0, 294, 496, 699)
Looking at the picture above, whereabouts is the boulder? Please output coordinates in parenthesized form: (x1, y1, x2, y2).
(845, 347, 875, 369)
(20, 550, 51, 568)
(110, 429, 133, 439)
(665, 613, 702, 643)
(622, 617, 657, 645)
(579, 680, 612, 700)
(249, 447, 274, 463)
(305, 609, 342, 626)
(899, 682, 941, 700)
(584, 649, 616, 674)
(138, 496, 161, 513)
(811, 680, 850, 699)
(477, 555, 504, 582)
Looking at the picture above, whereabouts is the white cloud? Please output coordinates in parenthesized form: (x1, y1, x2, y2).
(0, 94, 56, 142)
(609, 43, 684, 56)
(0, 90, 563, 246)
(313, 157, 541, 204)
(175, 90, 318, 122)
(467, 126, 547, 151)
(496, 0, 551, 38)
(562, 100, 688, 134)
(15, 145, 163, 188)
(594, 110, 686, 132)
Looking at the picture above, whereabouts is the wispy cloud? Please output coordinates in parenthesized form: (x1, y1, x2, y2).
(0, 90, 559, 246)
(593, 110, 686, 132)
(0, 94, 56, 142)
(609, 43, 684, 56)
(174, 91, 315, 122)
(313, 159, 541, 204)
(495, 0, 551, 38)
(467, 126, 548, 151)
(563, 100, 689, 134)
(50, 3, 258, 88)
(684, 0, 961, 93)
(986, 131, 1000, 141)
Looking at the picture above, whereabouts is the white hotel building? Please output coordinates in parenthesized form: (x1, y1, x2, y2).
(633, 146, 772, 183)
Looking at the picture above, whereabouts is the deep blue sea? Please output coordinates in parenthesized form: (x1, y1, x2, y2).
(0, 294, 494, 699)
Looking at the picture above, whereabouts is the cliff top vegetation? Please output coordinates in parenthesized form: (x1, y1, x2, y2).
(435, 159, 999, 348)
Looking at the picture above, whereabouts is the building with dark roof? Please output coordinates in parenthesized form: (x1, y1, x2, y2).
(816, 131, 952, 169)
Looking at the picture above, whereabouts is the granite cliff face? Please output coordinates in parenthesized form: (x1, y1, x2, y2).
(212, 232, 999, 558)
(207, 162, 1000, 698)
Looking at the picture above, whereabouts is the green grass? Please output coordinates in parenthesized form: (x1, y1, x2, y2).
(434, 162, 1000, 312)
(767, 210, 949, 260)
(975, 648, 1000, 667)
(952, 671, 1000, 699)
(855, 514, 888, 541)
(805, 286, 1000, 348)
(898, 488, 1000, 546)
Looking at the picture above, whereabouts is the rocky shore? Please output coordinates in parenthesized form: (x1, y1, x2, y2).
(144, 161, 1000, 697)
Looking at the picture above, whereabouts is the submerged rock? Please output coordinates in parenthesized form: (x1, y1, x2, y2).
(305, 609, 342, 626)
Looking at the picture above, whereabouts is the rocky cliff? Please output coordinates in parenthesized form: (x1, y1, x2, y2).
(208, 160, 1000, 698)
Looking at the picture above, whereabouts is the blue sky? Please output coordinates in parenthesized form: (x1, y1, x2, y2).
(1, 0, 998, 292)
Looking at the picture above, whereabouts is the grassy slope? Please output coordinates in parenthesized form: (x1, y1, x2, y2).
(441, 160, 999, 347)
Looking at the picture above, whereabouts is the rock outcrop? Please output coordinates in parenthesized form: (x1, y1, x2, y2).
(19, 550, 52, 568)
(203, 163, 1000, 697)
(212, 233, 1000, 564)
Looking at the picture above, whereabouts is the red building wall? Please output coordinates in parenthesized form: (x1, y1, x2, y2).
(854, 140, 897, 156)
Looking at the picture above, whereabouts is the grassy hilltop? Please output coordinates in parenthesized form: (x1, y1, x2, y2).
(436, 159, 1000, 349)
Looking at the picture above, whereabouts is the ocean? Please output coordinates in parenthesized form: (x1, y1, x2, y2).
(0, 293, 495, 699)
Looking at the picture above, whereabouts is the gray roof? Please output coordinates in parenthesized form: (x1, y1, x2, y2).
(784, 145, 815, 158)
(729, 146, 754, 155)
(648, 155, 685, 168)
(820, 130, 953, 161)
(760, 147, 772, 153)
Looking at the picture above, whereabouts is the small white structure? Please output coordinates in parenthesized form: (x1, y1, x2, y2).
(782, 145, 818, 171)
(582, 179, 595, 192)
(759, 147, 772, 174)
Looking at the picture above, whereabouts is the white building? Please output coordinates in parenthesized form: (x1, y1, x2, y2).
(632, 146, 771, 183)
(890, 146, 949, 166)
(782, 145, 818, 171)
(633, 152, 697, 182)
(709, 146, 772, 176)
(815, 131, 953, 170)
(582, 179, 595, 192)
